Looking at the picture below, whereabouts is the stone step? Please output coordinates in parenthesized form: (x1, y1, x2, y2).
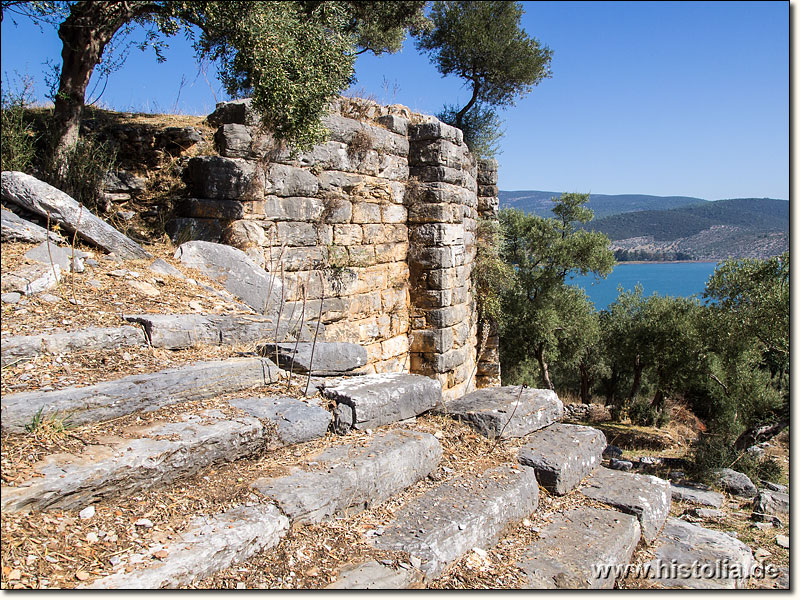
(124, 313, 319, 349)
(670, 483, 724, 508)
(1, 326, 146, 366)
(321, 373, 441, 434)
(259, 342, 368, 376)
(645, 518, 755, 589)
(373, 464, 539, 580)
(85, 502, 289, 589)
(325, 560, 424, 589)
(517, 507, 641, 589)
(1, 357, 281, 432)
(251, 429, 441, 523)
(517, 423, 606, 495)
(1, 396, 332, 513)
(578, 467, 671, 543)
(433, 386, 563, 439)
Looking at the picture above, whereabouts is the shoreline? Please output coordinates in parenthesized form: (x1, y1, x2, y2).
(615, 260, 718, 265)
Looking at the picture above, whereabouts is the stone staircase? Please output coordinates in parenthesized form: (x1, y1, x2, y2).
(1, 322, 759, 590)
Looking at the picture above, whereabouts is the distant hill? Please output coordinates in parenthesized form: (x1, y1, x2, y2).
(498, 190, 705, 219)
(498, 191, 789, 261)
(584, 198, 789, 261)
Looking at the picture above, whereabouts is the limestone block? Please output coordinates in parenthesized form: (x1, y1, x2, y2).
(411, 223, 464, 246)
(324, 373, 442, 433)
(381, 203, 407, 224)
(408, 202, 463, 224)
(166, 217, 223, 244)
(207, 98, 259, 127)
(317, 171, 362, 192)
(276, 221, 318, 247)
(670, 483, 725, 508)
(215, 123, 252, 158)
(351, 201, 382, 224)
(408, 121, 464, 146)
(333, 224, 363, 245)
(321, 197, 352, 223)
(381, 288, 408, 312)
(264, 163, 319, 197)
(384, 223, 409, 243)
(518, 507, 641, 589)
(327, 560, 423, 590)
(178, 198, 245, 220)
(409, 139, 470, 170)
(279, 246, 327, 271)
(348, 245, 377, 267)
(426, 304, 468, 328)
(220, 220, 266, 250)
(187, 156, 263, 201)
(263, 196, 325, 222)
(1, 208, 64, 244)
(714, 468, 758, 498)
(376, 114, 410, 136)
(477, 159, 499, 184)
(408, 181, 475, 206)
(435, 386, 564, 439)
(377, 154, 410, 180)
(322, 113, 410, 156)
(361, 224, 387, 244)
(428, 345, 470, 373)
(374, 242, 408, 264)
(518, 424, 606, 495)
(381, 334, 410, 359)
(751, 489, 789, 521)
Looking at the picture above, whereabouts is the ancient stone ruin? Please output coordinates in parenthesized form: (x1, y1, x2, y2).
(168, 97, 501, 401)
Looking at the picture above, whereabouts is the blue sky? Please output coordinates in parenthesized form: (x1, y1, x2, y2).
(1, 1, 788, 200)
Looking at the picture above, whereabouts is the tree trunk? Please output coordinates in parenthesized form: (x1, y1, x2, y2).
(534, 346, 554, 391)
(579, 364, 591, 404)
(454, 79, 480, 130)
(734, 420, 789, 451)
(628, 355, 643, 402)
(49, 2, 139, 174)
(604, 366, 618, 405)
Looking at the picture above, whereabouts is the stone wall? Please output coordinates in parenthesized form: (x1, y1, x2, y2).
(170, 97, 500, 400)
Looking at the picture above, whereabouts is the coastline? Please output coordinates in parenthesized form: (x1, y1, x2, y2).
(615, 260, 718, 265)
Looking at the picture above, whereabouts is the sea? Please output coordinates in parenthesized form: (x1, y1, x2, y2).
(568, 262, 720, 310)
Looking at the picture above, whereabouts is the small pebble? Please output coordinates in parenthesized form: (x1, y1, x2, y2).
(85, 532, 99, 543)
(79, 505, 95, 520)
(1, 292, 21, 304)
(135, 518, 154, 528)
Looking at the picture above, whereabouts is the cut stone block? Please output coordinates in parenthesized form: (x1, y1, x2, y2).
(124, 313, 314, 349)
(645, 518, 754, 589)
(251, 430, 441, 523)
(1, 262, 62, 296)
(670, 483, 724, 508)
(174, 241, 282, 313)
(517, 423, 606, 495)
(2, 171, 150, 259)
(579, 467, 671, 543)
(323, 373, 441, 434)
(518, 507, 641, 589)
(433, 386, 563, 439)
(751, 490, 789, 521)
(85, 503, 288, 589)
(1, 412, 267, 512)
(326, 560, 423, 589)
(374, 464, 539, 580)
(1, 357, 281, 432)
(23, 241, 84, 272)
(259, 342, 367, 376)
(228, 396, 332, 446)
(1, 326, 146, 366)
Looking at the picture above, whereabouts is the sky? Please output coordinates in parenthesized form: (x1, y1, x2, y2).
(0, 1, 789, 200)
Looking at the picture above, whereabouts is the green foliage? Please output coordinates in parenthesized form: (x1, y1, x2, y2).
(418, 1, 551, 154)
(472, 218, 513, 324)
(437, 102, 504, 159)
(0, 76, 38, 172)
(49, 133, 117, 213)
(26, 406, 71, 438)
(498, 193, 614, 388)
(627, 398, 670, 428)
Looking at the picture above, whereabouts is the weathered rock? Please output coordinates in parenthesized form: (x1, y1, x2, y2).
(1, 262, 62, 295)
(174, 241, 282, 313)
(259, 342, 367, 376)
(517, 424, 606, 495)
(1, 292, 21, 304)
(228, 396, 332, 446)
(1, 326, 146, 366)
(326, 560, 423, 589)
(518, 507, 641, 589)
(670, 483, 725, 508)
(1, 357, 281, 432)
(775, 535, 788, 549)
(374, 464, 539, 579)
(751, 490, 789, 521)
(251, 430, 441, 523)
(609, 458, 634, 471)
(103, 170, 147, 193)
(147, 258, 185, 279)
(207, 98, 259, 127)
(1, 412, 267, 512)
(433, 386, 563, 439)
(693, 508, 725, 519)
(645, 518, 754, 589)
(215, 123, 253, 158)
(156, 126, 202, 152)
(86, 503, 288, 589)
(603, 444, 623, 459)
(1, 208, 64, 244)
(579, 467, 671, 543)
(125, 313, 312, 349)
(1, 171, 150, 259)
(322, 373, 441, 434)
(714, 468, 758, 498)
(24, 241, 84, 273)
(761, 480, 788, 493)
(165, 217, 223, 244)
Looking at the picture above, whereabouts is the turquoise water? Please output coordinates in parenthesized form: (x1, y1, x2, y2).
(569, 262, 719, 310)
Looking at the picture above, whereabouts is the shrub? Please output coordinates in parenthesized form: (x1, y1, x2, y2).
(437, 102, 504, 160)
(1, 78, 38, 173)
(628, 398, 670, 427)
(48, 134, 117, 214)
